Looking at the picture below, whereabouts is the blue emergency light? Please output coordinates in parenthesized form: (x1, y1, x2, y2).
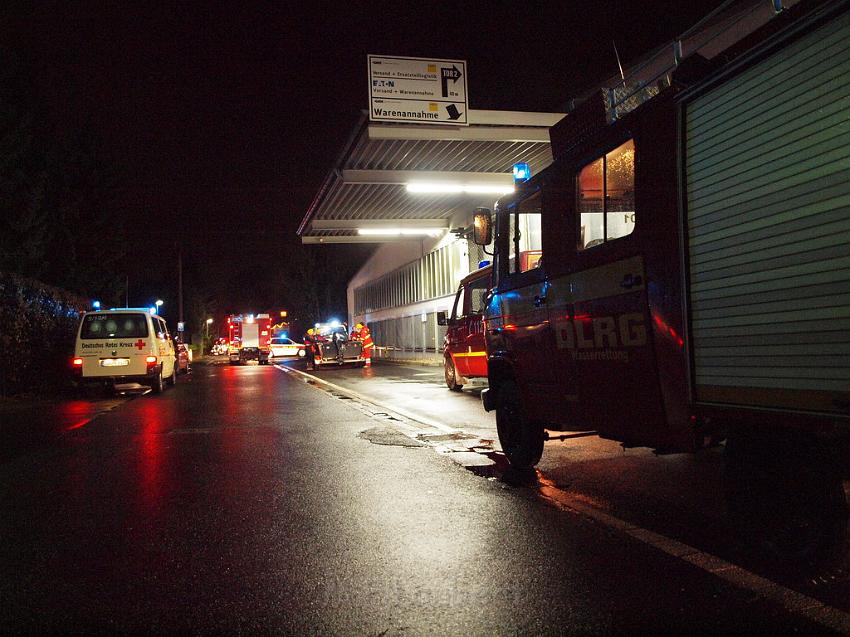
(512, 162, 531, 183)
(92, 300, 101, 309)
(478, 260, 491, 269)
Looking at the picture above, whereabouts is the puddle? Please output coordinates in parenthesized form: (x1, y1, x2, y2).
(359, 426, 427, 447)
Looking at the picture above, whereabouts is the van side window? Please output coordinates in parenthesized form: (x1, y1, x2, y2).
(578, 139, 635, 250)
(509, 190, 543, 273)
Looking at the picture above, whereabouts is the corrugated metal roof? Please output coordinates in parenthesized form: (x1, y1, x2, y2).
(298, 110, 563, 242)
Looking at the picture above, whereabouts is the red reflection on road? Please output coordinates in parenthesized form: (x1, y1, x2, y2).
(60, 400, 96, 431)
(136, 399, 166, 513)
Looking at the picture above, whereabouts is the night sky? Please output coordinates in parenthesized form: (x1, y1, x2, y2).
(5, 0, 725, 315)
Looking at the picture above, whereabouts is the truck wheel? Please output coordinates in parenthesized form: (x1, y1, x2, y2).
(724, 433, 849, 575)
(150, 368, 164, 394)
(445, 357, 463, 391)
(496, 380, 543, 469)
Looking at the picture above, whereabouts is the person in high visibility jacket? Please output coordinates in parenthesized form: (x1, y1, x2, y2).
(303, 328, 319, 370)
(352, 322, 373, 367)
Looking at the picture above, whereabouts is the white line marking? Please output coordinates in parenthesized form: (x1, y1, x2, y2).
(275, 362, 850, 633)
(538, 485, 850, 634)
(274, 364, 457, 433)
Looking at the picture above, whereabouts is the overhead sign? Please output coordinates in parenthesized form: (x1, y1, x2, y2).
(368, 55, 468, 126)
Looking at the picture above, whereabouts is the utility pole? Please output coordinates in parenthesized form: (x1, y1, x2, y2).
(177, 248, 184, 342)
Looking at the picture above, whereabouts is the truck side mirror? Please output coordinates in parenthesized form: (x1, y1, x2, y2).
(472, 208, 492, 245)
(437, 311, 449, 326)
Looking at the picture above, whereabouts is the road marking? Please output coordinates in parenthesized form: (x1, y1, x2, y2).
(538, 482, 850, 634)
(275, 362, 850, 633)
(274, 364, 457, 433)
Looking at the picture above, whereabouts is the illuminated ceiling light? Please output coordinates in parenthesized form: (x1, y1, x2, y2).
(357, 228, 445, 237)
(406, 183, 514, 195)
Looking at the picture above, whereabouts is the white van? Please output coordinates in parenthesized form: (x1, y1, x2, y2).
(72, 309, 178, 393)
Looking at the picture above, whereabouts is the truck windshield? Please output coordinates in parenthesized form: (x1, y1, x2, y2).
(508, 191, 543, 273)
(80, 313, 149, 339)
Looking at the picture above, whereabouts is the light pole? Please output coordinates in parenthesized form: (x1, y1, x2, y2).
(155, 299, 164, 314)
(205, 318, 213, 353)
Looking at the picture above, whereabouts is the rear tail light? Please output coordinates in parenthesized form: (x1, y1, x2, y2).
(71, 357, 83, 375)
(145, 356, 158, 363)
(72, 358, 83, 366)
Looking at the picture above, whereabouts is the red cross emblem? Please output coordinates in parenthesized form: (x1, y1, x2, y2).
(134, 339, 146, 350)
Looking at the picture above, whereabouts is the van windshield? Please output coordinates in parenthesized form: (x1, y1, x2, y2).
(81, 313, 149, 339)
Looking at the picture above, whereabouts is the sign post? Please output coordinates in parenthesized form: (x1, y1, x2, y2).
(368, 55, 468, 126)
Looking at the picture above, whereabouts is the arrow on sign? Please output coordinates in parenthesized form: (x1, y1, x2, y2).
(446, 104, 463, 121)
(440, 65, 462, 97)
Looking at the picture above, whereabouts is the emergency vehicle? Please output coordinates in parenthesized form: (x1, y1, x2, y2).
(72, 308, 178, 393)
(227, 313, 272, 365)
(309, 322, 365, 367)
(472, 0, 850, 570)
(438, 264, 492, 391)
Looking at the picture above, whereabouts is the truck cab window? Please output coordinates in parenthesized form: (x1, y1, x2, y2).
(451, 287, 465, 320)
(578, 139, 635, 250)
(468, 276, 490, 314)
(508, 190, 543, 273)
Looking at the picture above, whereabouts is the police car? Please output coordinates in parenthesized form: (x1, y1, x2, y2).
(71, 308, 178, 393)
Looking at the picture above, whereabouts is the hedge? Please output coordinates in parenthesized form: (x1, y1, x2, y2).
(0, 271, 88, 396)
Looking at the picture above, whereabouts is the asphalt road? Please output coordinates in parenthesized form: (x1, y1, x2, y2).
(0, 361, 847, 635)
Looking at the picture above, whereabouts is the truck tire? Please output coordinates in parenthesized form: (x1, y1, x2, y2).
(724, 433, 849, 576)
(496, 380, 543, 469)
(444, 357, 463, 391)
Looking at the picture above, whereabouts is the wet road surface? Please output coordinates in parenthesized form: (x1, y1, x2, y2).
(278, 357, 850, 618)
(1, 361, 848, 634)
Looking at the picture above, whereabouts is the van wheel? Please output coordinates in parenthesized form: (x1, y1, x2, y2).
(151, 368, 164, 394)
(167, 361, 177, 386)
(445, 357, 463, 391)
(496, 380, 543, 469)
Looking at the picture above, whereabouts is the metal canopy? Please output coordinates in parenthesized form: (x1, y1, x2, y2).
(298, 109, 564, 244)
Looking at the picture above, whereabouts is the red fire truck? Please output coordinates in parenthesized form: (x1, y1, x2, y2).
(227, 313, 272, 365)
(438, 264, 492, 391)
(473, 1, 850, 570)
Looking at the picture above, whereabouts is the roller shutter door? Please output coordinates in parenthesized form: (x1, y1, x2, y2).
(685, 9, 850, 413)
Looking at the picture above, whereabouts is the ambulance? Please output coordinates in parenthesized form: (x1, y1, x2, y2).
(72, 308, 178, 393)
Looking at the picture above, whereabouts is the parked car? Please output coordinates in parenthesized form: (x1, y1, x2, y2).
(210, 338, 228, 356)
(269, 336, 306, 358)
(175, 341, 191, 373)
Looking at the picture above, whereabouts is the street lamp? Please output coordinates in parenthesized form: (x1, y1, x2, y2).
(205, 318, 214, 353)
